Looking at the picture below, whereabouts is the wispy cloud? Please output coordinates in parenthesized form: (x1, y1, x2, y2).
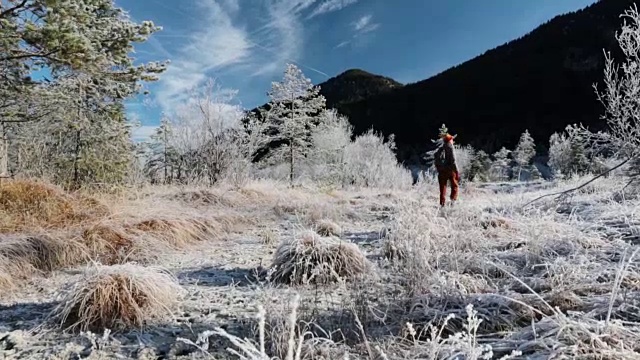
(335, 13, 380, 48)
(352, 14, 379, 33)
(308, 0, 358, 19)
(150, 0, 352, 111)
(153, 0, 251, 110)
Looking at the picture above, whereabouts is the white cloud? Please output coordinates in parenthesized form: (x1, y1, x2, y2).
(250, 0, 309, 76)
(131, 125, 158, 142)
(335, 13, 380, 48)
(352, 14, 379, 33)
(335, 40, 351, 48)
(308, 0, 358, 19)
(152, 0, 351, 110)
(154, 0, 252, 110)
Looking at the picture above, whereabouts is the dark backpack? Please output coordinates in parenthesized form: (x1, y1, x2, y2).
(434, 146, 447, 168)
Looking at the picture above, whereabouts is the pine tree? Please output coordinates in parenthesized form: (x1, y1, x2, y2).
(491, 147, 512, 181)
(549, 126, 591, 178)
(144, 117, 177, 184)
(468, 150, 492, 182)
(263, 63, 327, 186)
(1, 0, 166, 187)
(513, 130, 536, 181)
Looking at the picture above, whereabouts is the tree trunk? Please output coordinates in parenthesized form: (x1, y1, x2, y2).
(72, 129, 81, 189)
(0, 121, 7, 185)
(289, 142, 294, 187)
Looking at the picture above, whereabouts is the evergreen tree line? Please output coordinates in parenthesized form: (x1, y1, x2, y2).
(446, 125, 610, 184)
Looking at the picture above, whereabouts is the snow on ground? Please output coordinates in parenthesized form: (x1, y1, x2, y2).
(0, 177, 639, 359)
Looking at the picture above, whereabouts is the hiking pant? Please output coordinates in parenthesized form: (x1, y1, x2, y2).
(437, 169, 459, 206)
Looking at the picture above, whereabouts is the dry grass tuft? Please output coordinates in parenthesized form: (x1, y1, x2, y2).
(480, 216, 512, 230)
(314, 220, 342, 237)
(270, 231, 368, 285)
(0, 234, 85, 272)
(259, 228, 280, 245)
(0, 179, 108, 232)
(82, 224, 134, 265)
(53, 263, 183, 332)
(129, 217, 217, 247)
(0, 255, 20, 290)
(171, 189, 237, 207)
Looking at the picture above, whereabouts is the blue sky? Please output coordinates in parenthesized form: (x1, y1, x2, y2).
(122, 0, 597, 141)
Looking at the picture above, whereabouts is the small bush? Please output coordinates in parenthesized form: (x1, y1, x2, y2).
(53, 264, 183, 332)
(314, 219, 342, 237)
(270, 231, 368, 285)
(343, 130, 412, 189)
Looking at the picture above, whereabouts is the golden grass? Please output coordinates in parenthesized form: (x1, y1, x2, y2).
(53, 263, 183, 332)
(82, 224, 135, 265)
(0, 179, 262, 293)
(0, 234, 86, 272)
(130, 218, 217, 247)
(270, 231, 368, 285)
(0, 180, 108, 232)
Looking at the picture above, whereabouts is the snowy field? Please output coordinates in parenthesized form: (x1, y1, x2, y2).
(0, 176, 638, 359)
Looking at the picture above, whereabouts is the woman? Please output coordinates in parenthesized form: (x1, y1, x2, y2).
(433, 132, 460, 207)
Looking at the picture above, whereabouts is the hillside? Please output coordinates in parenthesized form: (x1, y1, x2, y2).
(316, 0, 635, 163)
(319, 69, 403, 108)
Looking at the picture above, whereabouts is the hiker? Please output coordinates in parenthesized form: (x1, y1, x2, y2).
(434, 131, 460, 207)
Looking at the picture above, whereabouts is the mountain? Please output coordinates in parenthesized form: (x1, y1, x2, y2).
(318, 69, 403, 108)
(314, 0, 635, 163)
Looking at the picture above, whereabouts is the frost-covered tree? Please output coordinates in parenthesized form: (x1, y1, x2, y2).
(513, 130, 536, 181)
(491, 147, 512, 181)
(170, 79, 245, 185)
(549, 125, 590, 178)
(308, 109, 353, 185)
(467, 150, 492, 182)
(0, 0, 165, 91)
(262, 64, 327, 186)
(569, 4, 640, 181)
(548, 132, 571, 178)
(144, 117, 178, 184)
(453, 144, 474, 181)
(9, 75, 138, 188)
(343, 131, 411, 189)
(1, 0, 166, 187)
(142, 79, 267, 186)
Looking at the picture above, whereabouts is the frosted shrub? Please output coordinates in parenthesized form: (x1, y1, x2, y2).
(343, 130, 411, 189)
(307, 109, 353, 185)
(454, 145, 474, 180)
(548, 126, 591, 178)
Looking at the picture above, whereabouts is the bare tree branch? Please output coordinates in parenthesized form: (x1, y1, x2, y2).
(523, 158, 630, 208)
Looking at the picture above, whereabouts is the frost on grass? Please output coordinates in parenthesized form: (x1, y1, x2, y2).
(0, 180, 107, 232)
(270, 231, 368, 285)
(53, 264, 183, 332)
(314, 219, 342, 237)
